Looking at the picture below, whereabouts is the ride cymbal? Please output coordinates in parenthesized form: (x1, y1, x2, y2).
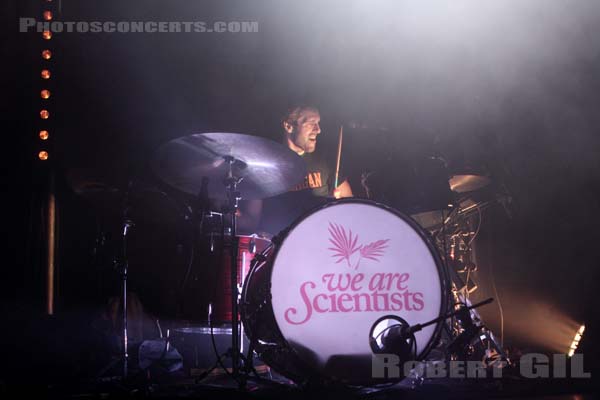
(449, 174, 491, 193)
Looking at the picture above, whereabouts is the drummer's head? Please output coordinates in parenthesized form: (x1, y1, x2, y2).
(282, 105, 321, 155)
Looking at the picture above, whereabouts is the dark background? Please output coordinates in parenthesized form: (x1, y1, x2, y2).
(3, 0, 600, 383)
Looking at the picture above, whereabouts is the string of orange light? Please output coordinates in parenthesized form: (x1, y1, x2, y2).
(38, 0, 55, 161)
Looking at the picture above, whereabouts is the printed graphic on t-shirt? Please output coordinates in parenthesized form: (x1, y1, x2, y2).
(292, 171, 323, 191)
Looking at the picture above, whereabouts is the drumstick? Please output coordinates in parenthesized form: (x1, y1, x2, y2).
(334, 125, 343, 190)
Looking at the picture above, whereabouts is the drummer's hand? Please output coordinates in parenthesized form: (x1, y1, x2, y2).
(334, 180, 353, 199)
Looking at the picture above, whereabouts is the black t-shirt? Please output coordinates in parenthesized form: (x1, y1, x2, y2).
(259, 150, 335, 236)
(291, 151, 333, 197)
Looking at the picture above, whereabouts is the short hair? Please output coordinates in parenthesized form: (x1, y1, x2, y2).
(281, 104, 319, 127)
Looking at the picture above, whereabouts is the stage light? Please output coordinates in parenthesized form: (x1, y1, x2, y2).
(39, 151, 49, 161)
(39, 130, 49, 140)
(43, 30, 52, 40)
(41, 89, 51, 99)
(567, 324, 585, 357)
(42, 50, 52, 60)
(43, 11, 53, 21)
(40, 109, 50, 119)
(41, 69, 51, 79)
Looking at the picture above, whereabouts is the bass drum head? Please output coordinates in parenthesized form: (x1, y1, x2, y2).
(269, 199, 447, 383)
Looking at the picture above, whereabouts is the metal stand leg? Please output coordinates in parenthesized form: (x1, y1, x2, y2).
(119, 219, 134, 378)
(223, 156, 244, 386)
(95, 218, 134, 381)
(121, 224, 130, 377)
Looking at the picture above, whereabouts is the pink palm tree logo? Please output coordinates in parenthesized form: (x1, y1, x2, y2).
(327, 222, 390, 269)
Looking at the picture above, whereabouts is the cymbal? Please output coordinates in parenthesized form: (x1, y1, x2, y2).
(67, 168, 121, 197)
(153, 133, 307, 200)
(449, 174, 491, 193)
(66, 168, 190, 224)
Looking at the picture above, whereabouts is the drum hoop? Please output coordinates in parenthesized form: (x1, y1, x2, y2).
(247, 198, 450, 382)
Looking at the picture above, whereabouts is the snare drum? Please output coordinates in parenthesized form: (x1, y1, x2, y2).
(241, 199, 448, 384)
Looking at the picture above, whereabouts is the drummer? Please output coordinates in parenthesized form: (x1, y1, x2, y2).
(283, 104, 353, 199)
(256, 104, 353, 236)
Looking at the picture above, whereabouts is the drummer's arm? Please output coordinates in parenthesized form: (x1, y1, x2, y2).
(334, 179, 353, 199)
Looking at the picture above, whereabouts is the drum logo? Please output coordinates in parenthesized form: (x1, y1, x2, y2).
(328, 222, 389, 269)
(283, 222, 425, 325)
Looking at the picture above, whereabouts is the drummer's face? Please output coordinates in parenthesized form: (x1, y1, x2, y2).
(288, 109, 321, 154)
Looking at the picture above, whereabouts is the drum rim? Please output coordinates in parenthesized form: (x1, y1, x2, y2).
(259, 198, 450, 382)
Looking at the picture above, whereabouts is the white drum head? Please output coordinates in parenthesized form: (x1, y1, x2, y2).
(270, 201, 444, 379)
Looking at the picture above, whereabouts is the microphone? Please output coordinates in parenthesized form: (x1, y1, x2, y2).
(380, 323, 416, 362)
(369, 298, 494, 361)
(369, 315, 416, 363)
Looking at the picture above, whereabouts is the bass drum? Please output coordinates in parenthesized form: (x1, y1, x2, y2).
(241, 199, 448, 384)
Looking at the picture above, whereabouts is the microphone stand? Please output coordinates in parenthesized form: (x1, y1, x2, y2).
(409, 297, 493, 337)
(370, 298, 494, 362)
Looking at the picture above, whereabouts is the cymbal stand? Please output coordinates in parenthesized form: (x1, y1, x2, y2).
(441, 211, 508, 365)
(223, 156, 244, 384)
(118, 218, 134, 378)
(95, 201, 135, 380)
